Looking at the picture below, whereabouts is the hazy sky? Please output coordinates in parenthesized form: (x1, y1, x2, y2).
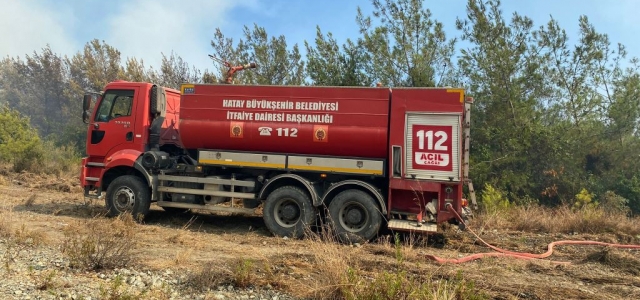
(1, 0, 638, 72)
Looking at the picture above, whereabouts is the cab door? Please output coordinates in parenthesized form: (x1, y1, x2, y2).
(86, 88, 140, 158)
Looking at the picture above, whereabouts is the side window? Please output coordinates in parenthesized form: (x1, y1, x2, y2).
(94, 90, 135, 122)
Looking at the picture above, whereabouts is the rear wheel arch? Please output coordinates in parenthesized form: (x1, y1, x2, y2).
(258, 174, 319, 205)
(321, 180, 387, 215)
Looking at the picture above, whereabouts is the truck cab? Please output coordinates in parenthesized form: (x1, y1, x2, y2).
(80, 81, 181, 205)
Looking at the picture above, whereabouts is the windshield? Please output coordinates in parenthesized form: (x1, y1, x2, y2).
(94, 90, 134, 122)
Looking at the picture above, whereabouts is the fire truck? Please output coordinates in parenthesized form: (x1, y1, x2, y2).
(79, 62, 475, 243)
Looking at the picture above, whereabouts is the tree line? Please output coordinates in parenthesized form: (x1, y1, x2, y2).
(1, 0, 638, 213)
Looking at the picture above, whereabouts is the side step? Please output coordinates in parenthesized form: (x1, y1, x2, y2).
(156, 201, 257, 215)
(387, 219, 438, 233)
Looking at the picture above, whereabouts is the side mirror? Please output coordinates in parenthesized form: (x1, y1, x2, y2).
(83, 94, 92, 111)
(150, 85, 167, 118)
(82, 94, 95, 124)
(82, 110, 89, 124)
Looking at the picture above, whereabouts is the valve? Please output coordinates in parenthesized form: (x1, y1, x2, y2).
(208, 55, 257, 84)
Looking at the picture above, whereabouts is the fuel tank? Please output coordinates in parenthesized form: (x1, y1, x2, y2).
(179, 84, 390, 159)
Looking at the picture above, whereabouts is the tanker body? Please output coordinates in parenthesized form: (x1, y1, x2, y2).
(179, 84, 390, 159)
(79, 80, 476, 243)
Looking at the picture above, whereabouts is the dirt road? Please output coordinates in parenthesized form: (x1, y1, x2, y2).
(1, 171, 639, 299)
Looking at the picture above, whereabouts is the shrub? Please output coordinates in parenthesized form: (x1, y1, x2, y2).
(185, 258, 260, 292)
(186, 261, 233, 292)
(61, 214, 139, 271)
(0, 106, 82, 175)
(480, 183, 511, 213)
(614, 175, 640, 214)
(0, 106, 44, 172)
(600, 191, 630, 215)
(40, 139, 81, 176)
(98, 275, 137, 300)
(233, 258, 254, 288)
(573, 188, 597, 210)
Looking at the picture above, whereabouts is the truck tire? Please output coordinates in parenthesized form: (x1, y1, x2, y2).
(328, 189, 382, 244)
(262, 186, 316, 239)
(105, 175, 151, 221)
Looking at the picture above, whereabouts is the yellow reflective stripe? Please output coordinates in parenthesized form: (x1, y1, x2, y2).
(446, 89, 464, 103)
(287, 164, 384, 175)
(199, 159, 285, 169)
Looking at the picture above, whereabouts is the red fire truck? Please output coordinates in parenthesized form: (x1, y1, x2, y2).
(80, 68, 475, 243)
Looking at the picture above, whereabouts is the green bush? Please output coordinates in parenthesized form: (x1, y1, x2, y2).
(480, 183, 511, 213)
(573, 188, 598, 210)
(40, 139, 82, 176)
(0, 106, 80, 174)
(615, 175, 640, 215)
(600, 191, 630, 215)
(0, 106, 44, 172)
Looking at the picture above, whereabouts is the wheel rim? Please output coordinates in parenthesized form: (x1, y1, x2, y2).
(114, 187, 136, 211)
(274, 198, 301, 228)
(338, 201, 369, 233)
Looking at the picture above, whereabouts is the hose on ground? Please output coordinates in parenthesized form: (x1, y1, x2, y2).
(421, 203, 640, 265)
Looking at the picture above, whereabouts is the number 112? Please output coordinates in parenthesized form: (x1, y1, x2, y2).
(416, 130, 448, 151)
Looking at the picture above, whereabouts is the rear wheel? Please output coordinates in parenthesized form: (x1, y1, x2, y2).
(263, 186, 316, 239)
(328, 189, 382, 244)
(105, 175, 151, 221)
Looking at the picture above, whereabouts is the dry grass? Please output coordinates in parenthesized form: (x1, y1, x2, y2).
(60, 213, 139, 271)
(472, 204, 640, 237)
(7, 223, 48, 246)
(0, 202, 48, 246)
(97, 274, 172, 300)
(185, 257, 258, 292)
(178, 222, 488, 299)
(1, 166, 82, 194)
(172, 248, 194, 266)
(3, 169, 639, 299)
(0, 202, 49, 273)
(584, 247, 640, 275)
(23, 194, 36, 207)
(287, 224, 487, 300)
(29, 269, 62, 291)
(185, 261, 232, 291)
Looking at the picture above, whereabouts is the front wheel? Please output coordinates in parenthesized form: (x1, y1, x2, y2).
(328, 189, 382, 244)
(262, 186, 317, 239)
(105, 175, 151, 221)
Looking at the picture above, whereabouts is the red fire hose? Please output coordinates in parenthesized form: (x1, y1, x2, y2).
(422, 204, 640, 265)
